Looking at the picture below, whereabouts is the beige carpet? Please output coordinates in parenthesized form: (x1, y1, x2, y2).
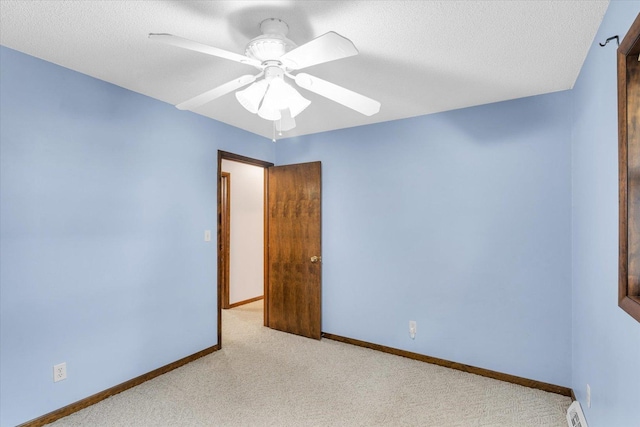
(50, 301, 571, 426)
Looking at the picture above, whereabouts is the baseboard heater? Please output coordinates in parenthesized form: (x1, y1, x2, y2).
(566, 401, 588, 427)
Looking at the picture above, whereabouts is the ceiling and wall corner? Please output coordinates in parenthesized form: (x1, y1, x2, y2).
(0, 0, 609, 140)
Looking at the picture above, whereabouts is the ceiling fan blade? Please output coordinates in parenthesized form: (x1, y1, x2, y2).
(281, 32, 358, 70)
(276, 109, 296, 132)
(149, 33, 262, 69)
(294, 73, 380, 116)
(176, 74, 257, 111)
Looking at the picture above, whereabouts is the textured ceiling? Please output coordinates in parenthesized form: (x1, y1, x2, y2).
(0, 0, 609, 140)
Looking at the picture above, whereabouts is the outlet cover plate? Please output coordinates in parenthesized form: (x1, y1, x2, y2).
(53, 362, 67, 382)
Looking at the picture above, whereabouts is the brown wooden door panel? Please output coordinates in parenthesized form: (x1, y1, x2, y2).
(267, 162, 321, 339)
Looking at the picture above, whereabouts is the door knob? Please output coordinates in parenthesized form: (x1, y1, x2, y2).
(310, 256, 321, 263)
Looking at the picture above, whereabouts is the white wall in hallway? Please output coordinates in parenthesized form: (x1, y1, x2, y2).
(222, 159, 264, 305)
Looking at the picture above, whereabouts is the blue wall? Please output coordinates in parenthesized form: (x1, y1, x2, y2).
(571, 1, 640, 426)
(276, 91, 573, 387)
(0, 47, 274, 427)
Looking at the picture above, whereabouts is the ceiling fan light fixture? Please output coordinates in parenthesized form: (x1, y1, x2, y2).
(287, 91, 311, 118)
(235, 79, 268, 114)
(267, 77, 311, 118)
(276, 108, 296, 132)
(256, 77, 310, 121)
(257, 83, 282, 121)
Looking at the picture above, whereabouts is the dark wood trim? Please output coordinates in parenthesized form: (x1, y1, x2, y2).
(619, 43, 629, 311)
(217, 151, 274, 347)
(227, 295, 264, 309)
(619, 13, 640, 55)
(218, 150, 274, 169)
(263, 167, 270, 328)
(620, 295, 640, 321)
(618, 13, 640, 323)
(217, 152, 223, 347)
(220, 172, 231, 309)
(322, 333, 572, 397)
(18, 345, 219, 427)
(570, 388, 577, 402)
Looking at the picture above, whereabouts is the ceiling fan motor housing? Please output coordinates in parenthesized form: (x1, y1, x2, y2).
(245, 18, 297, 63)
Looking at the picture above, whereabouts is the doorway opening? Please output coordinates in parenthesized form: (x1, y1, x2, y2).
(217, 151, 273, 347)
(217, 151, 323, 346)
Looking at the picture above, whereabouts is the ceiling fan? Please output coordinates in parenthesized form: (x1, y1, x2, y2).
(149, 18, 381, 133)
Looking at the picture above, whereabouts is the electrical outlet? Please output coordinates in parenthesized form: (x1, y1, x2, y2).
(204, 230, 211, 242)
(586, 384, 591, 408)
(409, 320, 417, 339)
(53, 362, 67, 382)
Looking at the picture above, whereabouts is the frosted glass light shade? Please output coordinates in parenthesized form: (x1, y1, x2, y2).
(240, 76, 310, 122)
(265, 78, 311, 118)
(235, 80, 268, 114)
(276, 108, 296, 132)
(257, 82, 282, 121)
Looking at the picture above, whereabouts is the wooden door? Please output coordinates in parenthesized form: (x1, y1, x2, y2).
(266, 162, 322, 339)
